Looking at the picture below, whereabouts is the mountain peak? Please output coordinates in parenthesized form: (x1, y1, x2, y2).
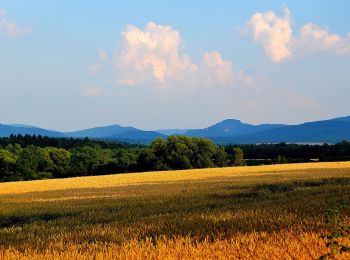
(217, 119, 242, 124)
(208, 119, 245, 130)
(185, 118, 284, 138)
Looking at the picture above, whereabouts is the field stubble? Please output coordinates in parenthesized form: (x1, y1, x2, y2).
(0, 162, 350, 259)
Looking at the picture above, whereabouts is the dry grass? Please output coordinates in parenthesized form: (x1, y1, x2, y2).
(1, 162, 350, 259)
(0, 161, 349, 195)
(2, 232, 349, 260)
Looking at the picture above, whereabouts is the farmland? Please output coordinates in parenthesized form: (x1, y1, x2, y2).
(1, 162, 350, 259)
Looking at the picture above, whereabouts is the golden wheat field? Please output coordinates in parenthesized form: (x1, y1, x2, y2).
(1, 162, 350, 259)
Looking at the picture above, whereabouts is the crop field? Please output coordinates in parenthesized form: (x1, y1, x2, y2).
(1, 162, 350, 259)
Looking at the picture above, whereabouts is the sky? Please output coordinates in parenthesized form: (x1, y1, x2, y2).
(1, 1, 350, 131)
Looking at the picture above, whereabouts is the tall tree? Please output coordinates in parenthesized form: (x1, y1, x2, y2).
(233, 147, 246, 166)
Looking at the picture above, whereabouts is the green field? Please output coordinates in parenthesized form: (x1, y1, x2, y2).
(1, 162, 350, 259)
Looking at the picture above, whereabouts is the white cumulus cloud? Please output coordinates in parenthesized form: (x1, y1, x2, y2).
(298, 23, 350, 56)
(116, 22, 197, 87)
(199, 51, 233, 87)
(245, 6, 350, 61)
(246, 6, 292, 63)
(115, 22, 249, 89)
(0, 9, 31, 37)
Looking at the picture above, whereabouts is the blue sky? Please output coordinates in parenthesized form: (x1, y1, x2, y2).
(1, 1, 350, 131)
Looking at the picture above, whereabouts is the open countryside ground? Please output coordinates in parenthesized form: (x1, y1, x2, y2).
(1, 162, 350, 259)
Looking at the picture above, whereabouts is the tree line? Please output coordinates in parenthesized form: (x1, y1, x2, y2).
(0, 135, 244, 182)
(225, 141, 350, 165)
(1, 135, 350, 182)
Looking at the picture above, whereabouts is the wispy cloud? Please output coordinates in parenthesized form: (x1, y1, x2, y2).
(0, 9, 31, 37)
(82, 86, 105, 97)
(98, 48, 107, 61)
(279, 88, 317, 109)
(90, 48, 108, 75)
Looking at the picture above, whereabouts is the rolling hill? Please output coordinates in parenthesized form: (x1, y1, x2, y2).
(211, 116, 350, 144)
(105, 130, 167, 144)
(0, 124, 65, 138)
(1, 116, 350, 144)
(66, 124, 137, 138)
(185, 119, 284, 137)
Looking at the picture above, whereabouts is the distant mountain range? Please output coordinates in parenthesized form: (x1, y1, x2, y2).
(0, 124, 65, 138)
(66, 125, 138, 139)
(185, 119, 284, 137)
(210, 117, 350, 144)
(1, 116, 350, 144)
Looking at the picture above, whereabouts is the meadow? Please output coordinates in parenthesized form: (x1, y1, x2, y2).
(0, 162, 350, 259)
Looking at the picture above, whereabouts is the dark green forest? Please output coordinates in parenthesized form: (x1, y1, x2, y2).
(1, 135, 350, 182)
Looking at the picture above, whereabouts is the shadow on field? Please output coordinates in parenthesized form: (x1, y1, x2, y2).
(0, 212, 79, 228)
(137, 178, 350, 241)
(0, 177, 349, 246)
(219, 177, 350, 198)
